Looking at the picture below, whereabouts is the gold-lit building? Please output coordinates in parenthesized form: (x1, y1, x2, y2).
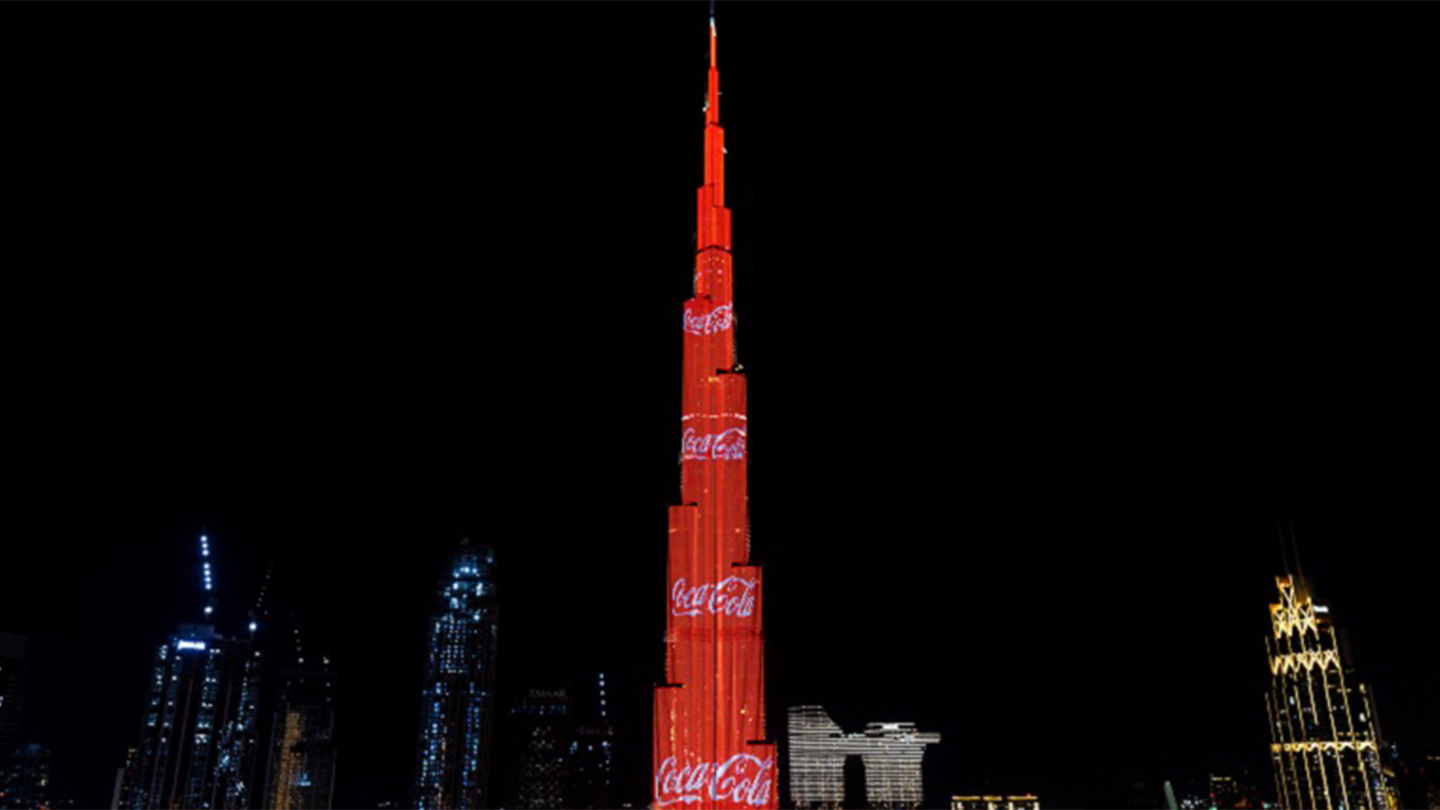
(1265, 574, 1392, 810)
(951, 795, 1039, 810)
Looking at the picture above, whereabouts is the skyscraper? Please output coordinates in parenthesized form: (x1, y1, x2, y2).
(506, 688, 570, 809)
(652, 11, 777, 810)
(414, 540, 498, 810)
(0, 633, 24, 785)
(124, 533, 263, 810)
(126, 624, 263, 809)
(1, 743, 50, 810)
(1266, 573, 1391, 810)
(262, 626, 337, 810)
(787, 706, 940, 810)
(568, 673, 616, 809)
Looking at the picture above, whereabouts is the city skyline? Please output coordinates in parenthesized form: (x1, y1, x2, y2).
(2, 4, 1437, 809)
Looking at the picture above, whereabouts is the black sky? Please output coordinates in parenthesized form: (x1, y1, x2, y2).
(2, 5, 1438, 810)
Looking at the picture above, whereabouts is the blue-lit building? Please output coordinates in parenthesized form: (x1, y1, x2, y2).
(414, 540, 499, 810)
(1, 743, 50, 810)
(126, 625, 262, 810)
(121, 533, 264, 810)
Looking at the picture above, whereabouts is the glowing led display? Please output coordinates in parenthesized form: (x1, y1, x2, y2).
(684, 302, 734, 336)
(671, 576, 758, 618)
(654, 14, 777, 809)
(176, 640, 207, 652)
(680, 427, 746, 462)
(655, 755, 775, 808)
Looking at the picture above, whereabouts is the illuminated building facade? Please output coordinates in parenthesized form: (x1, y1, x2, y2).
(125, 534, 263, 810)
(0, 633, 24, 786)
(652, 11, 776, 810)
(951, 796, 1040, 810)
(126, 625, 262, 809)
(569, 673, 616, 809)
(2, 743, 50, 810)
(414, 540, 498, 810)
(1266, 574, 1392, 810)
(787, 706, 940, 810)
(262, 649, 337, 810)
(109, 747, 138, 810)
(506, 688, 569, 809)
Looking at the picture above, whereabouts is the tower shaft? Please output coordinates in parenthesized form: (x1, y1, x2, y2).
(653, 14, 777, 810)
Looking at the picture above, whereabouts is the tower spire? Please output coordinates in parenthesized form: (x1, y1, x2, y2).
(702, 3, 724, 208)
(198, 530, 217, 621)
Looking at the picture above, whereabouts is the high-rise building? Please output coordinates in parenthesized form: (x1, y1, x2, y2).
(262, 631, 336, 810)
(1265, 573, 1391, 810)
(0, 633, 24, 784)
(787, 706, 940, 810)
(414, 540, 498, 810)
(951, 796, 1040, 810)
(1, 743, 50, 810)
(506, 688, 570, 809)
(109, 747, 137, 810)
(568, 673, 616, 809)
(126, 624, 263, 810)
(124, 533, 263, 810)
(652, 11, 777, 810)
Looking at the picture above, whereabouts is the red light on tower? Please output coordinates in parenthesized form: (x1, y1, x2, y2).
(653, 10, 778, 810)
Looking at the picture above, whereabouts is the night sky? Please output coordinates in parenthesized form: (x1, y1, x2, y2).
(2, 5, 1436, 810)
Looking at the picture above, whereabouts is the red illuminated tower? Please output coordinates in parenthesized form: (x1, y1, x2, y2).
(652, 10, 777, 810)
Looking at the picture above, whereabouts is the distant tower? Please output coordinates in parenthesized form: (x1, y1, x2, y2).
(568, 673, 616, 809)
(2, 743, 51, 810)
(262, 622, 337, 810)
(125, 533, 263, 810)
(0, 632, 25, 783)
(506, 688, 570, 809)
(414, 540, 499, 810)
(1266, 572, 1392, 809)
(653, 10, 777, 809)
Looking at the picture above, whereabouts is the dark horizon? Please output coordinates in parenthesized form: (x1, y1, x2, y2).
(3, 4, 1436, 809)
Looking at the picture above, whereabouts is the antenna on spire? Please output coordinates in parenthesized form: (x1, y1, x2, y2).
(709, 0, 717, 68)
(247, 560, 274, 636)
(198, 530, 217, 622)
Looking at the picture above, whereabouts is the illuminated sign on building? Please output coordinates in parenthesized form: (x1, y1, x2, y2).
(653, 13, 778, 810)
(671, 576, 758, 618)
(680, 427, 746, 462)
(684, 303, 735, 336)
(655, 755, 775, 808)
(176, 640, 207, 652)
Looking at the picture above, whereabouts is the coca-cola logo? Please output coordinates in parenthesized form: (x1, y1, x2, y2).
(682, 427, 746, 462)
(654, 754, 774, 807)
(671, 576, 758, 618)
(684, 303, 735, 336)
